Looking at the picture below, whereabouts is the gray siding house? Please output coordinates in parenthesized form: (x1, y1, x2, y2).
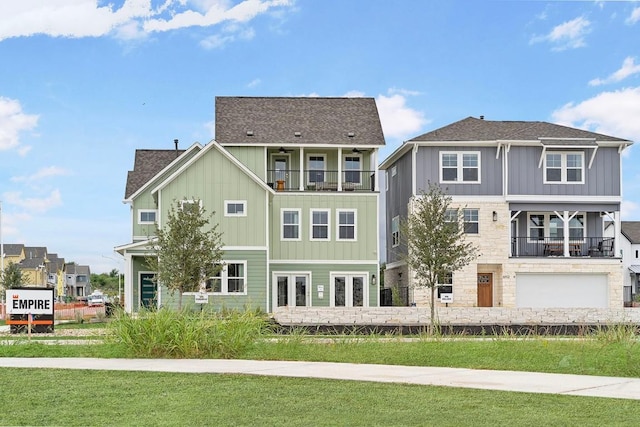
(381, 116, 632, 309)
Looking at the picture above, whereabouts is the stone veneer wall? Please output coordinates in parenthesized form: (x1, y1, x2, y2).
(406, 201, 624, 308)
(273, 307, 640, 326)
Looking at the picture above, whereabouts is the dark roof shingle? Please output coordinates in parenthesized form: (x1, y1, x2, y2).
(409, 117, 630, 143)
(215, 97, 386, 147)
(125, 149, 185, 199)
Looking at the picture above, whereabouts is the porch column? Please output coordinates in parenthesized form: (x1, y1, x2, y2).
(299, 148, 304, 191)
(337, 147, 343, 191)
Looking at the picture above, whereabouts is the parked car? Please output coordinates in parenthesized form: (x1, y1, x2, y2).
(87, 293, 106, 306)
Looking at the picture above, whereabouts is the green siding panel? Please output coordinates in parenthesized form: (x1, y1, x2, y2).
(270, 193, 379, 262)
(159, 147, 268, 247)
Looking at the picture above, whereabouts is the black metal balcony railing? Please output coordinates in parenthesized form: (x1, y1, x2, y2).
(267, 170, 375, 192)
(511, 237, 615, 258)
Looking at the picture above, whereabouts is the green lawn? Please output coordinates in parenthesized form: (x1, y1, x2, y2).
(1, 368, 639, 426)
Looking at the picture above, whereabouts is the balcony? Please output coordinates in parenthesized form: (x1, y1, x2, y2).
(267, 170, 376, 192)
(511, 237, 615, 258)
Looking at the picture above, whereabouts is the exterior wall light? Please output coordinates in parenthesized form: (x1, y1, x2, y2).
(492, 211, 498, 222)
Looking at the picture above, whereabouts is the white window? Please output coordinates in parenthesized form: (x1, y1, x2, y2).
(343, 154, 362, 184)
(391, 165, 397, 176)
(138, 209, 157, 224)
(544, 152, 584, 184)
(440, 152, 480, 183)
(225, 200, 246, 217)
(463, 209, 479, 234)
(205, 262, 247, 294)
(282, 209, 301, 241)
(527, 213, 586, 241)
(337, 209, 357, 241)
(444, 208, 477, 234)
(307, 154, 326, 184)
(385, 170, 389, 191)
(392, 216, 400, 247)
(310, 209, 330, 241)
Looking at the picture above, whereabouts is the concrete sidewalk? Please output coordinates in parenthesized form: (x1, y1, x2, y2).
(1, 357, 639, 400)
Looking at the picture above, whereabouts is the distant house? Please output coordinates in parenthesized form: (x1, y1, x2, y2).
(64, 263, 91, 298)
(615, 222, 640, 302)
(2, 244, 25, 267)
(380, 116, 632, 309)
(116, 96, 385, 313)
(19, 246, 49, 287)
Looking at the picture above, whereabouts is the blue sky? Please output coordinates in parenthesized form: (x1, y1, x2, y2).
(1, 0, 639, 273)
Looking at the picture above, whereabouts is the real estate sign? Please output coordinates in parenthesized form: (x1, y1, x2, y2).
(5, 288, 55, 333)
(7, 288, 54, 315)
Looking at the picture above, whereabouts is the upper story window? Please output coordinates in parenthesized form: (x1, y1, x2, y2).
(463, 209, 479, 234)
(392, 216, 400, 247)
(445, 208, 478, 234)
(544, 152, 584, 184)
(180, 199, 201, 213)
(440, 152, 480, 183)
(337, 209, 357, 241)
(344, 154, 362, 184)
(391, 165, 397, 176)
(138, 209, 157, 224)
(310, 209, 330, 241)
(307, 154, 326, 183)
(282, 209, 301, 241)
(225, 201, 246, 217)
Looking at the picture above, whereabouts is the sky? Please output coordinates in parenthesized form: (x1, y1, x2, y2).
(1, 0, 640, 274)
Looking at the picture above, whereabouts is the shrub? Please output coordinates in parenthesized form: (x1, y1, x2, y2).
(107, 307, 271, 358)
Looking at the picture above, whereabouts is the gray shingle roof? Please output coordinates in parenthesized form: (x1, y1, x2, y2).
(125, 149, 185, 199)
(2, 244, 24, 256)
(215, 97, 386, 147)
(24, 246, 47, 260)
(409, 117, 630, 143)
(621, 222, 640, 244)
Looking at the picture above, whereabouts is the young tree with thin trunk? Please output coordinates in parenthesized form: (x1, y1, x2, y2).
(402, 184, 477, 333)
(146, 199, 224, 310)
(0, 262, 26, 289)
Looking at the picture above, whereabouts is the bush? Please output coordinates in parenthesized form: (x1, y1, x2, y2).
(107, 307, 271, 358)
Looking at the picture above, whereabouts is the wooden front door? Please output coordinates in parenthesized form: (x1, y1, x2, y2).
(477, 273, 493, 307)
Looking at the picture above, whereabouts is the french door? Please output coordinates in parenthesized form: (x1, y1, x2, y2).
(331, 274, 366, 307)
(274, 274, 310, 308)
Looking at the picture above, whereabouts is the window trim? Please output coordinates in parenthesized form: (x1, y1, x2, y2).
(138, 209, 157, 224)
(463, 208, 479, 234)
(306, 153, 327, 185)
(197, 261, 248, 295)
(336, 209, 357, 241)
(391, 215, 400, 247)
(310, 208, 331, 241)
(281, 208, 302, 241)
(439, 151, 481, 184)
(180, 199, 202, 211)
(224, 200, 247, 217)
(543, 152, 585, 184)
(343, 153, 362, 184)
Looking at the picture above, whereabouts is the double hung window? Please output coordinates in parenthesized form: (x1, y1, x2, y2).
(206, 262, 246, 294)
(282, 209, 301, 240)
(391, 216, 400, 247)
(544, 152, 584, 183)
(310, 209, 330, 240)
(440, 152, 480, 183)
(337, 210, 356, 240)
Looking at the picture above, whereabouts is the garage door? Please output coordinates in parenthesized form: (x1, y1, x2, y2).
(516, 273, 608, 308)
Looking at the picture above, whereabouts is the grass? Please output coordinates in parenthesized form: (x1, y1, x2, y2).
(0, 368, 639, 426)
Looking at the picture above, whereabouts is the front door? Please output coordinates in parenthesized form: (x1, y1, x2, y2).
(273, 156, 288, 190)
(477, 273, 493, 307)
(140, 273, 157, 309)
(275, 275, 309, 308)
(332, 275, 365, 307)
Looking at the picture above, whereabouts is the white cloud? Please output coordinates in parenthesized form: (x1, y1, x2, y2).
(589, 57, 640, 86)
(246, 78, 261, 88)
(3, 189, 63, 214)
(11, 166, 72, 184)
(530, 16, 591, 51)
(626, 7, 640, 25)
(621, 199, 640, 221)
(0, 97, 39, 152)
(0, 0, 292, 42)
(375, 91, 429, 142)
(551, 86, 640, 143)
(199, 22, 255, 49)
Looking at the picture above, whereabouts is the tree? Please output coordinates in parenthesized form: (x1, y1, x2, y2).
(402, 183, 478, 333)
(1, 262, 26, 289)
(146, 199, 224, 310)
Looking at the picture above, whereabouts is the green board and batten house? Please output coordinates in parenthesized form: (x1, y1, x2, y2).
(116, 97, 385, 313)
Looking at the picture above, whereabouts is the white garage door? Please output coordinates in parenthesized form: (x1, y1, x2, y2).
(516, 273, 608, 308)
